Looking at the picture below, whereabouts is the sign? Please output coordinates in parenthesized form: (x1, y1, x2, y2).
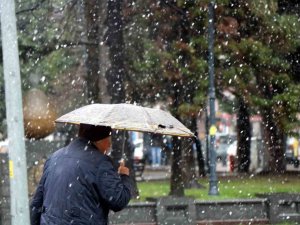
(9, 160, 14, 178)
(209, 125, 217, 136)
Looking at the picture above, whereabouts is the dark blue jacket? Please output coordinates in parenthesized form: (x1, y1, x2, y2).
(30, 137, 132, 225)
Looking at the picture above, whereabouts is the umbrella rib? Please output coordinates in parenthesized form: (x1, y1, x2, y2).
(142, 107, 157, 131)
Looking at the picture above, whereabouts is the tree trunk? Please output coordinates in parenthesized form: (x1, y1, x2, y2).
(105, 0, 138, 197)
(236, 97, 251, 173)
(262, 110, 286, 173)
(176, 2, 201, 190)
(98, 0, 111, 104)
(195, 131, 206, 177)
(170, 136, 184, 196)
(183, 118, 204, 188)
(182, 138, 197, 188)
(169, 82, 184, 196)
(84, 0, 100, 103)
(105, 0, 126, 103)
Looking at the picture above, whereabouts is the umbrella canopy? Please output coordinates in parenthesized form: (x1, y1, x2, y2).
(55, 103, 194, 137)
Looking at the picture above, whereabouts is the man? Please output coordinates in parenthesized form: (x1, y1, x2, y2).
(30, 124, 132, 225)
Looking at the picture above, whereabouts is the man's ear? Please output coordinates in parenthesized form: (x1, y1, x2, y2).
(92, 140, 105, 154)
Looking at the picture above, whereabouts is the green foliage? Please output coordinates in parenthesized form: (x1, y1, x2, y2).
(124, 0, 209, 121)
(0, 0, 84, 136)
(16, 0, 83, 88)
(124, 0, 300, 141)
(1, 0, 299, 142)
(124, 6, 166, 103)
(250, 0, 278, 17)
(215, 0, 300, 137)
(21, 49, 78, 92)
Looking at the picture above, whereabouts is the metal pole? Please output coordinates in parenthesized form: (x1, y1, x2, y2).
(205, 106, 210, 173)
(208, 0, 219, 195)
(0, 0, 31, 224)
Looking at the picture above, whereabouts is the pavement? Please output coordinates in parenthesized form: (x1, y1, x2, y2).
(137, 161, 230, 181)
(136, 165, 171, 181)
(138, 161, 300, 181)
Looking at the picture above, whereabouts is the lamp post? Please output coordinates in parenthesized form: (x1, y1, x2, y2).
(208, 0, 219, 195)
(0, 0, 30, 224)
(205, 106, 210, 173)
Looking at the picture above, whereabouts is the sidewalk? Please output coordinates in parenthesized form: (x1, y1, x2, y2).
(139, 162, 229, 181)
(137, 161, 300, 181)
(137, 165, 171, 181)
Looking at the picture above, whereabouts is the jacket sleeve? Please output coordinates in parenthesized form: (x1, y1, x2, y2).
(30, 159, 49, 225)
(96, 157, 132, 212)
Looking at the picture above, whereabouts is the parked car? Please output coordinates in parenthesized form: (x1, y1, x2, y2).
(215, 134, 236, 166)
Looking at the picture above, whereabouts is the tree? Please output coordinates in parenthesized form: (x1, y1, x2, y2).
(105, 0, 139, 197)
(83, 0, 101, 103)
(215, 0, 300, 172)
(0, 1, 86, 138)
(236, 97, 251, 172)
(123, 0, 210, 195)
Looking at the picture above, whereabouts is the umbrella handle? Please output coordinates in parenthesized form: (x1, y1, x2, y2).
(121, 130, 126, 160)
(119, 158, 125, 166)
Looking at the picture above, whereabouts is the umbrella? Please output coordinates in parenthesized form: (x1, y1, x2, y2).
(55, 103, 194, 137)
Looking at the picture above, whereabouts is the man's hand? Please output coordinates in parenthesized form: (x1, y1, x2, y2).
(118, 159, 129, 176)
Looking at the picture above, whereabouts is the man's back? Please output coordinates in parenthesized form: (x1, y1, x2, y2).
(31, 137, 132, 225)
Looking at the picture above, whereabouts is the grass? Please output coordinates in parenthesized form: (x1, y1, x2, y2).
(134, 173, 300, 201)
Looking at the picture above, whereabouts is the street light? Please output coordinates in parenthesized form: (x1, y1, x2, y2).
(207, 0, 219, 195)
